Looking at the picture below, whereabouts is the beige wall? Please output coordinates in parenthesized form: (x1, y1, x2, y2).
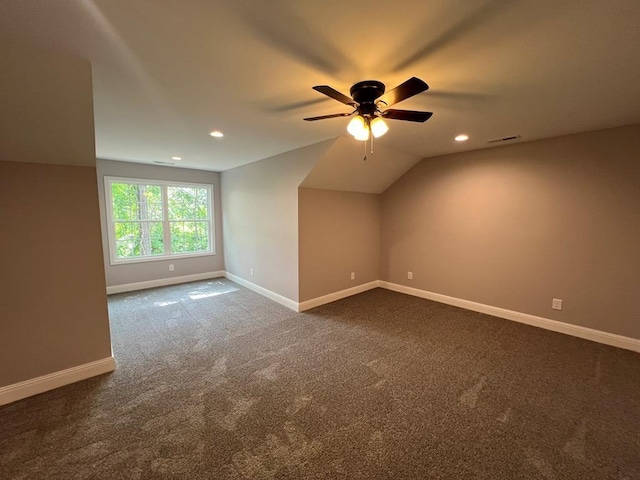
(299, 188, 380, 302)
(0, 41, 112, 389)
(381, 124, 640, 339)
(96, 159, 224, 287)
(0, 163, 112, 387)
(221, 141, 332, 302)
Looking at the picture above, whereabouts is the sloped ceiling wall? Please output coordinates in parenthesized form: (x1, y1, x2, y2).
(0, 42, 96, 167)
(300, 136, 422, 194)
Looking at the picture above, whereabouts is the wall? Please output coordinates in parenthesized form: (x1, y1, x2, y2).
(380, 124, 640, 340)
(96, 159, 224, 288)
(299, 188, 380, 302)
(222, 140, 333, 302)
(0, 42, 112, 390)
(0, 163, 113, 387)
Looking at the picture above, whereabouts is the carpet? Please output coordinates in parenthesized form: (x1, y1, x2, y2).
(1, 279, 639, 479)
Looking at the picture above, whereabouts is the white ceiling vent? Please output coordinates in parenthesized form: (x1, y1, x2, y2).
(153, 160, 175, 166)
(487, 135, 521, 144)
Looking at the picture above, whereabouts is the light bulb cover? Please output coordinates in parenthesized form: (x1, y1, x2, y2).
(347, 115, 367, 136)
(370, 117, 389, 138)
(353, 128, 369, 141)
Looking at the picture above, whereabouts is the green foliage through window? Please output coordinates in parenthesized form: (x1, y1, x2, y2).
(108, 178, 213, 262)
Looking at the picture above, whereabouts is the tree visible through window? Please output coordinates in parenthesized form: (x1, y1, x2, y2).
(168, 186, 210, 254)
(106, 177, 214, 263)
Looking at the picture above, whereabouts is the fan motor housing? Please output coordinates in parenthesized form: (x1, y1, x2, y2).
(350, 80, 385, 105)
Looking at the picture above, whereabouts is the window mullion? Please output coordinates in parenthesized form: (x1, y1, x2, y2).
(162, 185, 171, 255)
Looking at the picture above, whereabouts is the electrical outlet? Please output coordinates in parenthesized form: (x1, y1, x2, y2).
(250, 268, 254, 277)
(408, 271, 413, 280)
(351, 272, 355, 280)
(169, 264, 174, 271)
(552, 298, 563, 311)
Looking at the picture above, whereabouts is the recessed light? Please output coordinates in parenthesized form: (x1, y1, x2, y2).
(455, 134, 469, 142)
(209, 130, 224, 138)
(171, 156, 182, 161)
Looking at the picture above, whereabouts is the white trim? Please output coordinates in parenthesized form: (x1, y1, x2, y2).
(107, 271, 225, 294)
(298, 281, 381, 312)
(224, 272, 299, 312)
(107, 251, 218, 266)
(107, 272, 639, 353)
(379, 281, 640, 353)
(0, 357, 116, 406)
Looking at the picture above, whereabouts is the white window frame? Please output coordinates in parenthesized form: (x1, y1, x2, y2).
(105, 176, 215, 265)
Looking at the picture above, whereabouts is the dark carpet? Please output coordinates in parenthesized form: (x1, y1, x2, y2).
(1, 279, 639, 479)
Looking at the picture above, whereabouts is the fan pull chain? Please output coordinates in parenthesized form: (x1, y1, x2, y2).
(363, 122, 376, 161)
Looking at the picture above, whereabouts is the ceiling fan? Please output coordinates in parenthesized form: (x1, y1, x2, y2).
(304, 77, 433, 141)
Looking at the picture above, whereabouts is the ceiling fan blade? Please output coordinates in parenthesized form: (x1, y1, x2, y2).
(381, 109, 433, 122)
(313, 85, 356, 106)
(377, 77, 429, 107)
(303, 112, 353, 121)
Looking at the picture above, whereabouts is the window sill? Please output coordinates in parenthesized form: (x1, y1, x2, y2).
(109, 250, 216, 266)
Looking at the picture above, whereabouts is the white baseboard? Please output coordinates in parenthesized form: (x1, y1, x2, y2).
(224, 272, 299, 312)
(298, 281, 381, 312)
(0, 357, 116, 406)
(107, 271, 225, 294)
(379, 281, 640, 353)
(105, 271, 639, 353)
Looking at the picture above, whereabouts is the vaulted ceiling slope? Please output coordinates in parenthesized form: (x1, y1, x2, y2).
(301, 137, 422, 194)
(1, 1, 639, 172)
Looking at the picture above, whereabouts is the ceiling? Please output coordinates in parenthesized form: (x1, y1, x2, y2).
(1, 0, 639, 172)
(301, 137, 424, 194)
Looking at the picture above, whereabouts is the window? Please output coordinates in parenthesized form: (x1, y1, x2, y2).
(105, 177, 214, 264)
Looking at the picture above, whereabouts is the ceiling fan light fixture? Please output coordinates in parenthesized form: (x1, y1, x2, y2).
(306, 78, 432, 145)
(347, 115, 367, 137)
(370, 117, 389, 138)
(353, 128, 370, 141)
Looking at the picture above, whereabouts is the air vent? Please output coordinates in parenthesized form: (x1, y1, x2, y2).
(153, 161, 175, 166)
(487, 135, 521, 144)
